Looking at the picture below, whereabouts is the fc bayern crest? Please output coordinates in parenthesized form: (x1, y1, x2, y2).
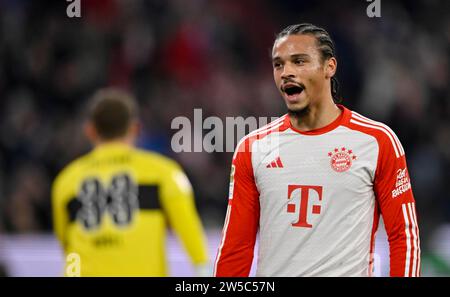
(328, 147, 357, 172)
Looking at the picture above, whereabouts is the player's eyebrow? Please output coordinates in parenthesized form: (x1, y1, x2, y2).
(272, 53, 311, 62)
(290, 53, 310, 60)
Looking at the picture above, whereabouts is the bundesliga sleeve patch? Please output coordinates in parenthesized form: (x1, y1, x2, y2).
(228, 165, 235, 199)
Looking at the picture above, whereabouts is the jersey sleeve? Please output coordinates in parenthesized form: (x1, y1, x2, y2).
(51, 172, 71, 251)
(374, 132, 421, 277)
(214, 139, 259, 277)
(159, 161, 209, 266)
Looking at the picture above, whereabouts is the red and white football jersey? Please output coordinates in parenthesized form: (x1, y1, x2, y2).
(214, 105, 420, 277)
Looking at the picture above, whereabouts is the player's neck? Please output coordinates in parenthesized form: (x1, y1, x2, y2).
(94, 137, 134, 148)
(288, 99, 341, 132)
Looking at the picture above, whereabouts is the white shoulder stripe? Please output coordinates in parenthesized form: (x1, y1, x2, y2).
(352, 112, 404, 155)
(247, 115, 285, 137)
(350, 118, 401, 158)
(352, 112, 405, 156)
(232, 116, 285, 160)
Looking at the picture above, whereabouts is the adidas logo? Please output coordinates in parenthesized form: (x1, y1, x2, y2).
(266, 156, 284, 168)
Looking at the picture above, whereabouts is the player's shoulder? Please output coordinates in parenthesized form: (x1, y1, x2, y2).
(52, 153, 90, 190)
(233, 114, 288, 159)
(132, 147, 182, 172)
(345, 109, 405, 158)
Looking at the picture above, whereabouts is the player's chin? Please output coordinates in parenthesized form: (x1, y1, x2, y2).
(285, 98, 310, 117)
(284, 96, 308, 111)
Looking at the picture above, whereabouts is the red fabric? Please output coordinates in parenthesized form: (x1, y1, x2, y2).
(345, 118, 420, 277)
(214, 118, 288, 276)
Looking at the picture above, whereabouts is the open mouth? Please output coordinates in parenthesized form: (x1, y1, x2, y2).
(282, 84, 304, 96)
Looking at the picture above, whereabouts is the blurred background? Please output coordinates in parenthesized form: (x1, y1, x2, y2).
(0, 0, 448, 276)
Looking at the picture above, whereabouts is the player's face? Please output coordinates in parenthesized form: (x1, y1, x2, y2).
(272, 34, 329, 113)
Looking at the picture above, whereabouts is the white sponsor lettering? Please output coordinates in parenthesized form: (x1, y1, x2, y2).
(392, 168, 411, 198)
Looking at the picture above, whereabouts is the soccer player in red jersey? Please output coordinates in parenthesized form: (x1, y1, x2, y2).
(214, 24, 420, 277)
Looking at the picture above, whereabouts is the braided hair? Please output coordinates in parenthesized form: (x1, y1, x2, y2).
(275, 23, 341, 103)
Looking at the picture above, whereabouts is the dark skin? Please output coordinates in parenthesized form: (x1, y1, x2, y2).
(272, 34, 341, 131)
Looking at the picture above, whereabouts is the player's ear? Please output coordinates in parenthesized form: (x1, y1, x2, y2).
(127, 120, 141, 141)
(324, 57, 337, 79)
(84, 122, 98, 144)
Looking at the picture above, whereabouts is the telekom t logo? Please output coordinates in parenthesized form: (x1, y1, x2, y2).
(287, 185, 323, 228)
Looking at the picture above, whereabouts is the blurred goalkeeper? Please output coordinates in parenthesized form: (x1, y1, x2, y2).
(52, 88, 209, 276)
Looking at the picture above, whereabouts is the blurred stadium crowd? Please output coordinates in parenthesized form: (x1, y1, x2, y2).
(0, 0, 449, 274)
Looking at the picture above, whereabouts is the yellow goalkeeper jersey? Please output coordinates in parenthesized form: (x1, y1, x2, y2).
(52, 142, 209, 276)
